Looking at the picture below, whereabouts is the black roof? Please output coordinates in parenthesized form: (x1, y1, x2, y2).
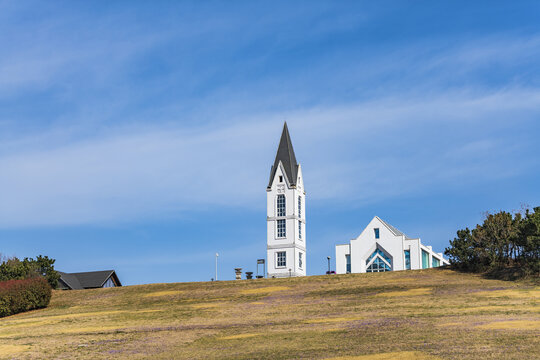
(268, 122, 299, 188)
(59, 270, 121, 290)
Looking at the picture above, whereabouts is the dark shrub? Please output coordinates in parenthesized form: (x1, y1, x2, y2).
(0, 277, 52, 317)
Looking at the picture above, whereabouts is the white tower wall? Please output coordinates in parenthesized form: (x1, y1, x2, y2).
(266, 124, 306, 278)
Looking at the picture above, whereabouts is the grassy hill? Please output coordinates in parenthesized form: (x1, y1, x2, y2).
(0, 269, 538, 359)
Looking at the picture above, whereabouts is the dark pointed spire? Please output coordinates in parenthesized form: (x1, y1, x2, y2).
(268, 122, 299, 188)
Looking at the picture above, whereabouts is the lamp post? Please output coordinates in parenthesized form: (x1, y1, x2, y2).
(327, 256, 331, 274)
(215, 253, 219, 281)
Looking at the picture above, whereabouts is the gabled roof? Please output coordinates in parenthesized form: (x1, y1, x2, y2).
(58, 272, 83, 290)
(376, 216, 414, 240)
(59, 270, 122, 290)
(268, 122, 299, 188)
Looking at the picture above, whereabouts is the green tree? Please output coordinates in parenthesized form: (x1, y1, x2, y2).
(0, 255, 60, 288)
(519, 207, 540, 274)
(445, 208, 539, 277)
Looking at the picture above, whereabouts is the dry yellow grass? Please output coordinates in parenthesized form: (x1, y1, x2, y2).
(2, 309, 126, 323)
(218, 333, 261, 340)
(474, 288, 540, 299)
(374, 287, 432, 297)
(58, 325, 126, 334)
(477, 320, 540, 330)
(190, 302, 223, 309)
(325, 351, 442, 359)
(306, 316, 364, 324)
(0, 269, 537, 359)
(143, 290, 183, 297)
(239, 286, 289, 294)
(459, 305, 540, 313)
(0, 344, 30, 356)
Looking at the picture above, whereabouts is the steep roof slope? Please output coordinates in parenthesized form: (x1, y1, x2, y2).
(268, 122, 299, 188)
(376, 216, 414, 240)
(58, 270, 122, 289)
(58, 272, 83, 290)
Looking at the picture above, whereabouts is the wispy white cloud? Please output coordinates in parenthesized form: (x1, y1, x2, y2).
(1, 87, 538, 227)
(1, 3, 539, 228)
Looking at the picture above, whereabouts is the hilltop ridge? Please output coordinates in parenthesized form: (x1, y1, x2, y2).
(0, 269, 538, 359)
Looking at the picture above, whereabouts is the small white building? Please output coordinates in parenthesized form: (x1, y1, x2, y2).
(267, 123, 306, 278)
(336, 216, 448, 274)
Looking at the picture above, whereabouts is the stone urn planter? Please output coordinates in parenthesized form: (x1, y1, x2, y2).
(234, 268, 242, 280)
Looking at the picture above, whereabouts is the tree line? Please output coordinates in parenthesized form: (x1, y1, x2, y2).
(0, 255, 59, 288)
(444, 207, 539, 277)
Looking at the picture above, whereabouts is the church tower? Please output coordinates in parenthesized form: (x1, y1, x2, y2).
(267, 122, 306, 277)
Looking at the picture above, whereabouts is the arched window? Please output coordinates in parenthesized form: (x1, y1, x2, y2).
(277, 195, 286, 217)
(366, 248, 392, 272)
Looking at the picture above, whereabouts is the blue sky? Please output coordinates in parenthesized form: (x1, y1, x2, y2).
(1, 1, 539, 284)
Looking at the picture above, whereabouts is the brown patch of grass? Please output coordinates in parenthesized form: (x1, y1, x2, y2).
(143, 290, 183, 297)
(325, 351, 441, 359)
(374, 287, 432, 297)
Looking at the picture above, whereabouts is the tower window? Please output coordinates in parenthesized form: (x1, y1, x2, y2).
(374, 228, 380, 239)
(277, 251, 286, 267)
(299, 252, 303, 269)
(277, 219, 286, 238)
(298, 221, 302, 240)
(279, 175, 283, 183)
(277, 195, 286, 217)
(346, 254, 351, 273)
(298, 196, 302, 218)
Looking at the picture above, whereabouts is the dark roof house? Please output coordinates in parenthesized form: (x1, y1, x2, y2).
(58, 270, 122, 290)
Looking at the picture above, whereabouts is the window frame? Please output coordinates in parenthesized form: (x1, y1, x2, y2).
(366, 248, 392, 272)
(422, 249, 430, 269)
(404, 250, 411, 270)
(277, 219, 286, 238)
(277, 194, 286, 217)
(276, 251, 286, 268)
(374, 228, 380, 239)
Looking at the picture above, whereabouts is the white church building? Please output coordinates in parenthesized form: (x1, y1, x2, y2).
(267, 123, 306, 278)
(336, 216, 449, 274)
